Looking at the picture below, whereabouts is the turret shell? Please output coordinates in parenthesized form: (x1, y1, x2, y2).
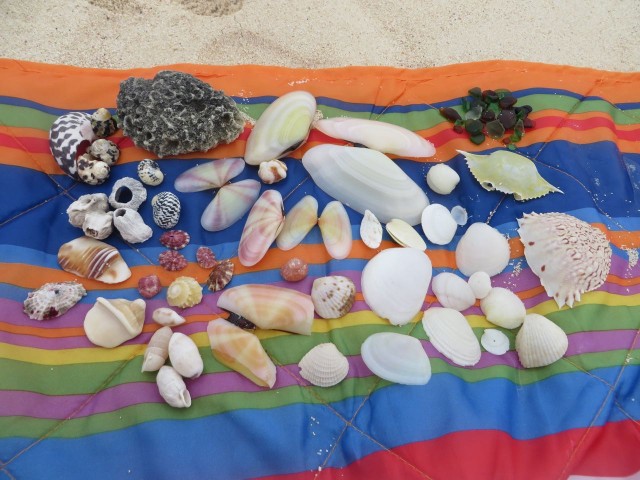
(142, 326, 173, 372)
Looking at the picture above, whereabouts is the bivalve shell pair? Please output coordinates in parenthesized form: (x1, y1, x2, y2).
(311, 276, 356, 319)
(276, 195, 318, 251)
(516, 313, 568, 368)
(299, 343, 349, 387)
(84, 297, 146, 348)
(318, 201, 352, 259)
(422, 307, 481, 367)
(361, 332, 431, 385)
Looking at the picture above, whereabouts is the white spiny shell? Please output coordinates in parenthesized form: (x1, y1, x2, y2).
(421, 307, 481, 367)
(361, 248, 432, 326)
(318, 201, 352, 260)
(420, 204, 457, 245)
(142, 326, 173, 372)
(515, 313, 568, 368)
(480, 287, 526, 329)
(83, 297, 146, 348)
(426, 163, 460, 194)
(481, 329, 510, 355)
(298, 343, 349, 387)
(386, 218, 426, 250)
(431, 272, 476, 311)
(311, 276, 356, 319)
(455, 222, 510, 277)
(468, 271, 492, 299)
(168, 332, 203, 379)
(152, 307, 186, 327)
(156, 365, 192, 408)
(112, 208, 152, 243)
(361, 332, 431, 385)
(276, 195, 318, 251)
(359, 209, 382, 249)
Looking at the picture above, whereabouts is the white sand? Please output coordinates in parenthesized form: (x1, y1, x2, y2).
(1, 0, 639, 71)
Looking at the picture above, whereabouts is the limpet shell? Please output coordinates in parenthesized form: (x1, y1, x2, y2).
(386, 218, 426, 250)
(196, 246, 216, 269)
(166, 277, 203, 309)
(159, 230, 190, 250)
(359, 209, 382, 249)
(431, 272, 476, 311)
(426, 163, 460, 195)
(450, 205, 468, 226)
(137, 159, 164, 186)
(420, 204, 457, 246)
(168, 332, 203, 379)
(481, 329, 510, 355)
(109, 177, 147, 211)
(480, 287, 526, 329)
(515, 313, 568, 368)
(361, 332, 431, 385)
(455, 222, 510, 277)
(207, 259, 234, 292)
(422, 307, 481, 367)
(23, 281, 87, 321)
(158, 250, 188, 272)
(311, 276, 356, 319)
(298, 343, 349, 387)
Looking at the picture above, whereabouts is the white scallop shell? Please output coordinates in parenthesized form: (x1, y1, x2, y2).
(152, 307, 186, 327)
(360, 332, 431, 385)
(420, 204, 458, 245)
(386, 218, 426, 250)
(168, 332, 204, 379)
(359, 209, 382, 249)
(142, 326, 173, 372)
(298, 343, 349, 387)
(421, 307, 481, 367)
(450, 206, 468, 226)
(480, 287, 526, 329)
(431, 272, 476, 311)
(156, 365, 192, 408)
(515, 313, 568, 368)
(481, 329, 510, 355)
(311, 276, 356, 319)
(426, 163, 460, 194)
(361, 247, 432, 326)
(468, 271, 492, 299)
(455, 222, 510, 277)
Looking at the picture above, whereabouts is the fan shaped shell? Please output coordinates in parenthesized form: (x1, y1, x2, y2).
(455, 223, 510, 277)
(515, 313, 568, 368)
(298, 343, 349, 387)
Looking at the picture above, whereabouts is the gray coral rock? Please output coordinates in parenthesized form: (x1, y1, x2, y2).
(116, 70, 245, 158)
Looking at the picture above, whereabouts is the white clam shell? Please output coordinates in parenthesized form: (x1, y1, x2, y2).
(83, 297, 146, 348)
(455, 222, 510, 277)
(311, 276, 356, 319)
(361, 248, 432, 326)
(201, 179, 261, 232)
(299, 343, 349, 387)
(168, 332, 203, 379)
(152, 307, 186, 327)
(386, 218, 426, 250)
(431, 272, 476, 311)
(481, 329, 510, 355)
(420, 204, 458, 245)
(156, 365, 192, 408)
(421, 307, 481, 367)
(302, 144, 429, 225)
(142, 326, 173, 372)
(359, 209, 382, 249)
(361, 332, 431, 385)
(515, 313, 568, 368)
(468, 271, 492, 299)
(245, 91, 316, 165)
(276, 195, 318, 251)
(318, 201, 352, 260)
(426, 164, 460, 194)
(480, 287, 526, 329)
(450, 205, 468, 226)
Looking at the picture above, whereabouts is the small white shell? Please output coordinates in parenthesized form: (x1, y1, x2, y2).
(455, 223, 510, 277)
(515, 313, 568, 368)
(421, 307, 481, 367)
(311, 276, 356, 319)
(420, 204, 457, 245)
(386, 218, 426, 250)
(156, 365, 192, 408)
(481, 329, 510, 355)
(137, 159, 164, 186)
(112, 208, 152, 243)
(152, 307, 186, 327)
(359, 209, 382, 249)
(431, 272, 476, 311)
(480, 287, 526, 329)
(258, 159, 288, 184)
(468, 271, 492, 299)
(168, 332, 204, 379)
(298, 343, 349, 387)
(142, 326, 173, 372)
(426, 164, 460, 194)
(82, 210, 113, 240)
(450, 206, 468, 226)
(361, 332, 431, 385)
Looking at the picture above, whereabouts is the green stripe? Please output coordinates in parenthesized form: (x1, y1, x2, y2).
(0, 104, 57, 130)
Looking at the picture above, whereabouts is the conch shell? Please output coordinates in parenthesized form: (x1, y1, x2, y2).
(83, 297, 146, 348)
(58, 236, 131, 284)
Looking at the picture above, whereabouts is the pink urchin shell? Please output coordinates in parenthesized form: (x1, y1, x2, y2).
(280, 257, 308, 282)
(196, 246, 217, 269)
(159, 230, 190, 250)
(138, 274, 162, 298)
(159, 250, 188, 271)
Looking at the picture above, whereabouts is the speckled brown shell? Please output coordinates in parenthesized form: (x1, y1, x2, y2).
(207, 259, 234, 292)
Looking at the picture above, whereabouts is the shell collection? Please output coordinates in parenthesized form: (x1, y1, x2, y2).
(24, 281, 87, 321)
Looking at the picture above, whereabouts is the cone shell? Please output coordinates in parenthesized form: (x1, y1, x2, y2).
(156, 365, 192, 408)
(359, 209, 382, 249)
(318, 201, 353, 260)
(217, 284, 314, 335)
(311, 276, 356, 319)
(480, 287, 526, 329)
(431, 272, 476, 311)
(276, 195, 318, 251)
(168, 332, 204, 379)
(142, 326, 173, 372)
(421, 204, 458, 246)
(455, 223, 510, 277)
(207, 318, 277, 388)
(83, 297, 146, 348)
(174, 157, 244, 192)
(421, 307, 481, 367)
(386, 218, 426, 250)
(517, 212, 612, 308)
(201, 179, 261, 232)
(299, 343, 349, 387)
(166, 277, 203, 309)
(152, 307, 186, 327)
(515, 313, 568, 368)
(58, 236, 131, 284)
(244, 91, 316, 165)
(23, 281, 87, 321)
(361, 332, 431, 385)
(238, 189, 285, 267)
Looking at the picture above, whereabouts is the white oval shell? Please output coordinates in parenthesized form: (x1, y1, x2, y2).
(421, 307, 481, 366)
(480, 287, 526, 329)
(142, 326, 173, 372)
(152, 307, 186, 327)
(426, 164, 460, 194)
(201, 179, 261, 232)
(276, 195, 318, 251)
(420, 204, 457, 245)
(450, 206, 468, 226)
(431, 272, 476, 311)
(359, 209, 382, 249)
(481, 329, 510, 355)
(515, 313, 568, 368)
(361, 332, 431, 385)
(299, 343, 349, 387)
(311, 276, 356, 319)
(455, 222, 510, 277)
(468, 271, 492, 299)
(156, 365, 192, 408)
(361, 248, 432, 326)
(386, 218, 426, 250)
(168, 332, 204, 379)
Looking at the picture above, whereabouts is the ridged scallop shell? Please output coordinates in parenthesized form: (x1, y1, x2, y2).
(361, 248, 432, 326)
(426, 163, 460, 194)
(168, 332, 203, 379)
(152, 307, 186, 327)
(314, 117, 435, 157)
(23, 281, 87, 321)
(517, 212, 612, 308)
(359, 209, 382, 249)
(299, 343, 349, 387)
(431, 272, 476, 311)
(455, 222, 510, 277)
(217, 284, 314, 335)
(244, 91, 316, 165)
(302, 144, 430, 225)
(207, 259, 234, 292)
(201, 179, 261, 232)
(174, 158, 245, 192)
(58, 236, 131, 284)
(480, 287, 526, 329)
(386, 218, 426, 250)
(137, 159, 164, 186)
(67, 193, 110, 228)
(361, 332, 431, 385)
(318, 201, 352, 260)
(468, 271, 492, 299)
(515, 313, 568, 368)
(258, 159, 288, 184)
(49, 112, 97, 179)
(481, 329, 510, 355)
(166, 277, 203, 309)
(238, 189, 285, 267)
(142, 326, 172, 372)
(156, 365, 192, 408)
(421, 204, 458, 246)
(113, 208, 153, 244)
(311, 276, 356, 319)
(83, 297, 146, 348)
(207, 318, 277, 388)
(109, 177, 147, 211)
(276, 195, 318, 251)
(421, 307, 481, 367)
(152, 192, 181, 229)
(88, 139, 119, 165)
(90, 108, 118, 138)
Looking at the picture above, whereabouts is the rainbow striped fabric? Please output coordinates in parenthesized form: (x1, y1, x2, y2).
(0, 60, 639, 480)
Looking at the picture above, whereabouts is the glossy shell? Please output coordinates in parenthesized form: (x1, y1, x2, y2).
(455, 223, 510, 277)
(142, 326, 172, 372)
(421, 204, 458, 246)
(137, 159, 164, 186)
(318, 201, 353, 260)
(238, 189, 285, 267)
(168, 332, 203, 379)
(359, 209, 382, 249)
(58, 236, 131, 284)
(174, 158, 244, 192)
(156, 365, 192, 408)
(298, 343, 349, 387)
(311, 276, 356, 319)
(201, 179, 261, 232)
(276, 195, 318, 251)
(49, 112, 97, 179)
(23, 281, 87, 321)
(361, 332, 431, 385)
(280, 258, 309, 282)
(152, 192, 181, 229)
(207, 259, 234, 292)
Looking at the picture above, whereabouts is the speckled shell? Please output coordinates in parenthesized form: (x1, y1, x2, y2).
(137, 159, 164, 186)
(166, 276, 202, 309)
(298, 343, 349, 387)
(88, 139, 119, 165)
(113, 208, 153, 244)
(109, 177, 147, 211)
(49, 112, 97, 179)
(311, 276, 356, 319)
(76, 153, 110, 185)
(158, 250, 188, 271)
(138, 274, 162, 298)
(58, 236, 131, 284)
(90, 108, 118, 138)
(23, 281, 87, 321)
(207, 259, 234, 292)
(152, 192, 181, 229)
